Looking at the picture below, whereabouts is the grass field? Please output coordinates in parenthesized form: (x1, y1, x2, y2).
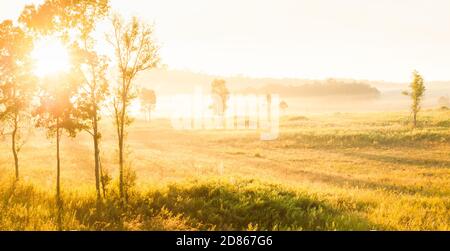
(0, 109, 449, 230)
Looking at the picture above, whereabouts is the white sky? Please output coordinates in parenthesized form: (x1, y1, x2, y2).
(2, 0, 450, 82)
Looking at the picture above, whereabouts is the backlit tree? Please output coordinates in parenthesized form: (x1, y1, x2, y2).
(403, 70, 426, 127)
(107, 14, 160, 201)
(0, 20, 35, 181)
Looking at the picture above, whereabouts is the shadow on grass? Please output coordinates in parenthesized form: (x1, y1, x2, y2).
(147, 179, 380, 230)
(0, 179, 382, 230)
(287, 166, 449, 198)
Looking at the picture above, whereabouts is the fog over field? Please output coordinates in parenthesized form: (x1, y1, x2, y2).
(136, 68, 450, 115)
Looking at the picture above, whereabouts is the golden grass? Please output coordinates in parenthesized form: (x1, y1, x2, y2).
(0, 109, 449, 230)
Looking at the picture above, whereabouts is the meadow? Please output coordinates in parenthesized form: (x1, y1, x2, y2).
(0, 109, 449, 230)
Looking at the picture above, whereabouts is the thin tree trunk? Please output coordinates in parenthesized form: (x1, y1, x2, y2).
(93, 116, 101, 201)
(413, 112, 417, 127)
(118, 80, 127, 201)
(99, 156, 106, 198)
(118, 132, 124, 199)
(55, 119, 63, 230)
(85, 38, 102, 202)
(56, 119, 61, 205)
(119, 107, 126, 201)
(12, 118, 19, 181)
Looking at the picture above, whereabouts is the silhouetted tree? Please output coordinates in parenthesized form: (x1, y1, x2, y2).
(21, 0, 111, 201)
(20, 0, 90, 207)
(0, 20, 35, 181)
(140, 88, 156, 121)
(403, 70, 426, 127)
(73, 51, 110, 200)
(34, 71, 82, 205)
(69, 0, 110, 201)
(211, 79, 229, 115)
(107, 14, 159, 201)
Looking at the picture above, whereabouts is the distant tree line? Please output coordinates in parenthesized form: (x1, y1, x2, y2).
(240, 79, 381, 99)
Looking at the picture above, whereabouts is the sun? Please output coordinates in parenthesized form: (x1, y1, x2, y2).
(32, 36, 71, 77)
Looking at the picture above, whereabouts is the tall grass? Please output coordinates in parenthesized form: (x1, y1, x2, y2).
(0, 178, 374, 230)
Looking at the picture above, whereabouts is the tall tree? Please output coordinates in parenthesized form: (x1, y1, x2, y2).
(140, 88, 156, 121)
(20, 0, 85, 205)
(20, 0, 111, 200)
(107, 14, 159, 200)
(0, 20, 35, 181)
(403, 70, 426, 127)
(73, 51, 110, 200)
(69, 0, 110, 201)
(34, 70, 82, 204)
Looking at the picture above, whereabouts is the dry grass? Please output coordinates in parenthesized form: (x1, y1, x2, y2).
(0, 109, 449, 230)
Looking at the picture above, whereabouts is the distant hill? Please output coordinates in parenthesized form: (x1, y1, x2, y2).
(137, 68, 381, 98)
(240, 81, 380, 99)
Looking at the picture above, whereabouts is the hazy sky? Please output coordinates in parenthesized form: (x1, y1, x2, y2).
(2, 0, 450, 82)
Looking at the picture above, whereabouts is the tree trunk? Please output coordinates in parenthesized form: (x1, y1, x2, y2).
(56, 119, 61, 205)
(118, 81, 127, 201)
(93, 116, 101, 201)
(413, 112, 417, 127)
(56, 120, 63, 230)
(119, 132, 124, 200)
(85, 39, 102, 202)
(99, 157, 107, 198)
(12, 120, 19, 181)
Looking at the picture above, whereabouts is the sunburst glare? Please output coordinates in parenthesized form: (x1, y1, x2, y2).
(31, 36, 70, 77)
